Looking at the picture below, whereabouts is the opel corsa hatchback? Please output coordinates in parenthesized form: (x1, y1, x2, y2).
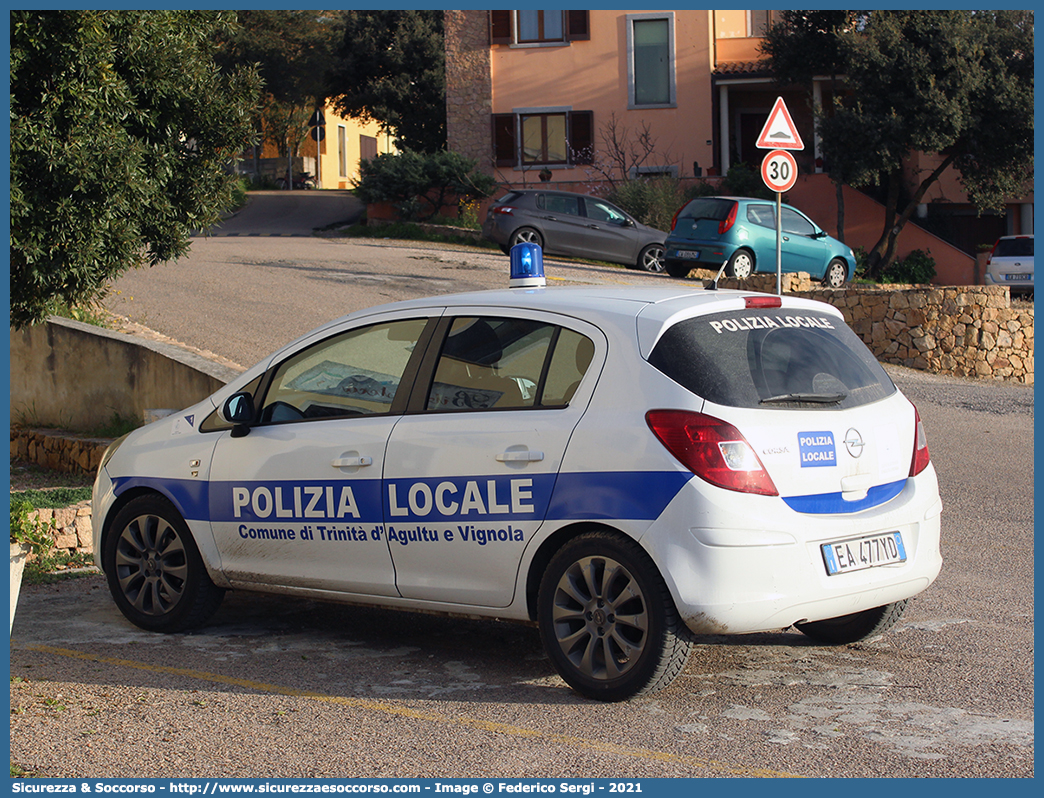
(664, 196, 855, 288)
(93, 255, 942, 701)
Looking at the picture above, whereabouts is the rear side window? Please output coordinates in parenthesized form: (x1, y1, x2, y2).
(648, 309, 895, 410)
(995, 237, 1033, 257)
(677, 198, 734, 223)
(539, 194, 581, 216)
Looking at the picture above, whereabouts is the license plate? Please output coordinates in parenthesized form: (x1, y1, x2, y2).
(674, 250, 700, 260)
(821, 532, 906, 575)
(1005, 274, 1031, 281)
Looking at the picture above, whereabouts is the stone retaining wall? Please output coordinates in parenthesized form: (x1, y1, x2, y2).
(26, 501, 94, 557)
(11, 428, 112, 475)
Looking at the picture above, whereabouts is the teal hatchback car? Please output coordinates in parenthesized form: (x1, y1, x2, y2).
(663, 196, 855, 288)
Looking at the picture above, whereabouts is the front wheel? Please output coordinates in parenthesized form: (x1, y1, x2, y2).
(725, 249, 755, 280)
(823, 258, 848, 288)
(103, 495, 225, 633)
(795, 600, 908, 644)
(509, 227, 544, 249)
(537, 531, 694, 701)
(638, 244, 666, 273)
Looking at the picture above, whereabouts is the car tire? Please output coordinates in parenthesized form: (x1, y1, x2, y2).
(823, 258, 848, 288)
(725, 249, 755, 280)
(795, 599, 908, 645)
(103, 494, 225, 633)
(509, 227, 544, 249)
(638, 244, 666, 273)
(665, 261, 693, 279)
(537, 530, 694, 701)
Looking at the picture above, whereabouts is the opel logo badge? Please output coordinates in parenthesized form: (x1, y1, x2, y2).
(844, 428, 865, 458)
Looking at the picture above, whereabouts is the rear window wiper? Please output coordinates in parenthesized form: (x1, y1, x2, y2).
(760, 392, 847, 405)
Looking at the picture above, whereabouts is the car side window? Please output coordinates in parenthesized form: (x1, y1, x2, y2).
(747, 205, 775, 229)
(259, 318, 428, 424)
(585, 199, 627, 224)
(426, 317, 594, 412)
(542, 194, 581, 216)
(781, 208, 816, 237)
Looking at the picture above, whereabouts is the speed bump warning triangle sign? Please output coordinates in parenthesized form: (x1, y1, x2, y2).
(756, 97, 804, 151)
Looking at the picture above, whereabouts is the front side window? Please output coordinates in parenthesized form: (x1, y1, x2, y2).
(781, 208, 816, 237)
(260, 319, 428, 424)
(628, 14, 675, 107)
(427, 317, 594, 412)
(584, 198, 628, 224)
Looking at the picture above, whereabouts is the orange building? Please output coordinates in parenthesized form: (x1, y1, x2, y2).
(445, 10, 1033, 284)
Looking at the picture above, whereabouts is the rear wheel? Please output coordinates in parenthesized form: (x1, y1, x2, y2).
(638, 244, 666, 273)
(103, 495, 225, 633)
(509, 227, 543, 249)
(795, 600, 908, 644)
(823, 258, 848, 288)
(725, 249, 755, 280)
(537, 531, 694, 701)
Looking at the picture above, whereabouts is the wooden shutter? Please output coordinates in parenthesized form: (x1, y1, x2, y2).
(568, 111, 593, 164)
(492, 114, 516, 167)
(490, 11, 513, 44)
(566, 11, 590, 41)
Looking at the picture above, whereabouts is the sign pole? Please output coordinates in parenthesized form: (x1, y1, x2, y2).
(775, 192, 782, 296)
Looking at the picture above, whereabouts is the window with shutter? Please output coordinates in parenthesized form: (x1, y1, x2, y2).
(492, 110, 594, 168)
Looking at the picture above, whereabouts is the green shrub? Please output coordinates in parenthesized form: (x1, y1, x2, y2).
(606, 177, 686, 232)
(720, 162, 774, 200)
(353, 150, 496, 222)
(881, 249, 937, 284)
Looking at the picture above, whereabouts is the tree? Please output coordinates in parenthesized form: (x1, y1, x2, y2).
(760, 11, 860, 242)
(326, 11, 445, 154)
(763, 10, 1033, 278)
(10, 10, 261, 329)
(215, 11, 342, 160)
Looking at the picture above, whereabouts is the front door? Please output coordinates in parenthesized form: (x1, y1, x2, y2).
(208, 315, 434, 596)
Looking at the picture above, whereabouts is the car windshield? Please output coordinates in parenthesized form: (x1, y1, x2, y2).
(648, 308, 896, 410)
(677, 198, 734, 222)
(995, 238, 1033, 257)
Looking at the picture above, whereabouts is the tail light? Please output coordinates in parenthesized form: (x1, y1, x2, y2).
(910, 406, 931, 476)
(669, 203, 688, 231)
(492, 205, 516, 216)
(718, 202, 738, 235)
(646, 410, 778, 496)
(986, 243, 997, 265)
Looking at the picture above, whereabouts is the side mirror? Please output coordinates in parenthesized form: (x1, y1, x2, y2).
(222, 392, 255, 437)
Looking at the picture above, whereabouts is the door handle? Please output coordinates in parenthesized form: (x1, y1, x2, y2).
(496, 450, 544, 462)
(331, 456, 373, 468)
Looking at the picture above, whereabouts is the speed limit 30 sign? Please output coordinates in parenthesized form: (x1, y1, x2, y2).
(761, 149, 798, 193)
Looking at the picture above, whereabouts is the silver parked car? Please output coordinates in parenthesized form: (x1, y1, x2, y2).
(482, 189, 667, 272)
(984, 234, 1033, 296)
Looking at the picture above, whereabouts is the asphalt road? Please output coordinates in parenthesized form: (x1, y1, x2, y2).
(9, 193, 1034, 779)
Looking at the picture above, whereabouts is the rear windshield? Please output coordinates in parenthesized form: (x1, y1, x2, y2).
(648, 308, 896, 410)
(499, 192, 525, 205)
(994, 237, 1033, 257)
(677, 198, 734, 222)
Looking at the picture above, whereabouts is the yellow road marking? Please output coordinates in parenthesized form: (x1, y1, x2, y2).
(22, 643, 802, 778)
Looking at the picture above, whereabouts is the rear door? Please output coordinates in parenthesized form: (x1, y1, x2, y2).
(535, 193, 590, 257)
(383, 310, 605, 607)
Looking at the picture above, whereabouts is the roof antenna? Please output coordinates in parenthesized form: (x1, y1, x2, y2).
(705, 261, 728, 290)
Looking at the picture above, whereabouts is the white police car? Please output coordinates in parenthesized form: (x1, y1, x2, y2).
(93, 245, 942, 701)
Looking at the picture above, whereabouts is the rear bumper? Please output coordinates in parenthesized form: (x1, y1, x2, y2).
(643, 469, 943, 635)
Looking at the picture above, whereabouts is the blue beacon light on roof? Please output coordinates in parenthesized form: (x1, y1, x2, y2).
(509, 242, 546, 288)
